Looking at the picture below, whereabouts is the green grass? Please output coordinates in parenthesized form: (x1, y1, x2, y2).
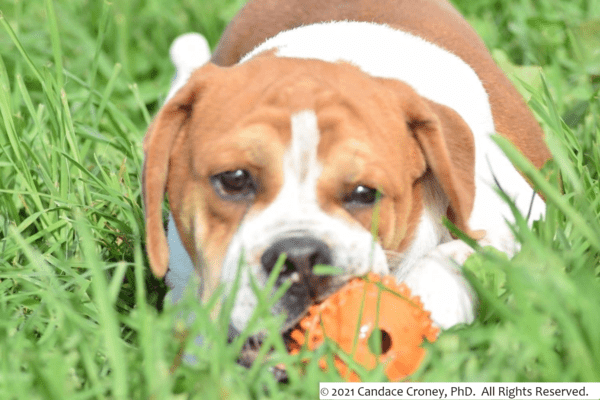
(1, 0, 599, 398)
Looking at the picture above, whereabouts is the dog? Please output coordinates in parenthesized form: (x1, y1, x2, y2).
(142, 0, 551, 335)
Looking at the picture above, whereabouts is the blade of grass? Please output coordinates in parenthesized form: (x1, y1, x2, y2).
(130, 82, 152, 125)
(96, 63, 123, 129)
(45, 0, 64, 89)
(0, 13, 47, 89)
(74, 210, 129, 400)
(493, 134, 600, 252)
(85, 0, 113, 111)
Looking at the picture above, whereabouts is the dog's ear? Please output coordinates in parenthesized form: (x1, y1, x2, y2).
(408, 98, 479, 237)
(142, 64, 217, 277)
(381, 78, 479, 238)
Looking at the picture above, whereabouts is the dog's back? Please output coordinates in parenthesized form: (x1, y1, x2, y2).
(212, 0, 550, 169)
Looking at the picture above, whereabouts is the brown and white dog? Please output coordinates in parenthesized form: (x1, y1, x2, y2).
(142, 0, 551, 334)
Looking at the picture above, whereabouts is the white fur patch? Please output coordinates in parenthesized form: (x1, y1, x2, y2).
(400, 240, 477, 329)
(288, 110, 322, 197)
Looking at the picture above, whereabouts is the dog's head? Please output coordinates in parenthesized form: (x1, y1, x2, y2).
(142, 55, 475, 332)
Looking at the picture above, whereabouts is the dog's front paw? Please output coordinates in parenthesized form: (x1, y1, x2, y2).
(396, 240, 477, 329)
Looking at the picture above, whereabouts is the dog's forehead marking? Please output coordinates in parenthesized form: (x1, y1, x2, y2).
(289, 110, 320, 184)
(282, 110, 322, 206)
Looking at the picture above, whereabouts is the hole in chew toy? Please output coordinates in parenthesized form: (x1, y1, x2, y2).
(368, 328, 392, 355)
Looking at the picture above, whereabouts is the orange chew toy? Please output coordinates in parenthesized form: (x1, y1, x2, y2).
(288, 273, 438, 381)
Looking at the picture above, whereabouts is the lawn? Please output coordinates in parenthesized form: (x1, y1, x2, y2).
(1, 0, 599, 399)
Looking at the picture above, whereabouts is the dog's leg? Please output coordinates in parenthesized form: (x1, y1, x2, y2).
(163, 33, 211, 301)
(469, 134, 547, 257)
(396, 141, 546, 329)
(395, 240, 477, 329)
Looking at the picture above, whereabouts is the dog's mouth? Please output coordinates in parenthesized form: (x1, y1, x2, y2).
(236, 333, 266, 368)
(273, 274, 351, 339)
(234, 330, 299, 383)
(232, 292, 329, 382)
(233, 251, 404, 377)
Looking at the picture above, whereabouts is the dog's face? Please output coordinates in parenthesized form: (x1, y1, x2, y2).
(143, 55, 475, 332)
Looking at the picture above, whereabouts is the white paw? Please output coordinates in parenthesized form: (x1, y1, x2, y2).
(434, 239, 475, 265)
(397, 241, 477, 329)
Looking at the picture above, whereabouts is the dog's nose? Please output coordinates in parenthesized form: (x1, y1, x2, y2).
(261, 236, 332, 277)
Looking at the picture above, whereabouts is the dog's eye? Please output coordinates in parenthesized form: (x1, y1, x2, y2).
(345, 185, 379, 206)
(211, 169, 256, 200)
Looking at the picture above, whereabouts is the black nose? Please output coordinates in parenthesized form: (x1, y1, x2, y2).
(261, 236, 332, 276)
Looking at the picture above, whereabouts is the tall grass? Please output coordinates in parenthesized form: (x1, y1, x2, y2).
(0, 0, 599, 398)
